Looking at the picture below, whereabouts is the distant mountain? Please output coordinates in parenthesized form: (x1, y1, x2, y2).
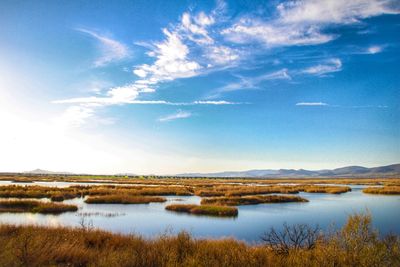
(177, 164, 400, 178)
(25, 169, 74, 175)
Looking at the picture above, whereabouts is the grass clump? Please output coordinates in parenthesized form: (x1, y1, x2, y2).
(85, 195, 166, 204)
(201, 195, 309, 206)
(0, 200, 78, 214)
(300, 185, 351, 194)
(363, 186, 400, 195)
(165, 204, 238, 217)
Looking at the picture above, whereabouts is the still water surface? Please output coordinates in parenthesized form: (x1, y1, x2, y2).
(0, 182, 398, 242)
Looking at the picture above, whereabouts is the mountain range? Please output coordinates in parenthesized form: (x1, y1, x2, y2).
(177, 163, 400, 178)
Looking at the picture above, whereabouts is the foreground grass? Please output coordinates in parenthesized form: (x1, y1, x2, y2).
(0, 213, 398, 267)
(363, 186, 400, 195)
(85, 195, 166, 204)
(0, 200, 78, 214)
(201, 195, 309, 206)
(165, 204, 238, 217)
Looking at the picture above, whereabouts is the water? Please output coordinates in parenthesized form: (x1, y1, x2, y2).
(0, 183, 399, 242)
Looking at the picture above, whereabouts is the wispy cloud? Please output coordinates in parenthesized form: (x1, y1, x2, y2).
(55, 1, 397, 127)
(57, 105, 95, 127)
(302, 58, 342, 76)
(295, 102, 388, 108)
(222, 0, 399, 47)
(158, 110, 192, 122)
(77, 28, 130, 67)
(366, 45, 384, 54)
(208, 68, 291, 98)
(296, 102, 329, 106)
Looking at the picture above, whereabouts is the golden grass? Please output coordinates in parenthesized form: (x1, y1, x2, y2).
(165, 204, 238, 217)
(0, 200, 78, 214)
(85, 195, 166, 204)
(362, 186, 400, 195)
(300, 185, 352, 194)
(0, 185, 83, 200)
(201, 195, 309, 206)
(0, 213, 398, 266)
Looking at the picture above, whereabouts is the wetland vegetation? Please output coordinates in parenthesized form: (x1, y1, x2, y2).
(200, 195, 309, 206)
(165, 204, 239, 217)
(85, 195, 166, 204)
(0, 200, 78, 214)
(0, 213, 398, 267)
(362, 186, 400, 195)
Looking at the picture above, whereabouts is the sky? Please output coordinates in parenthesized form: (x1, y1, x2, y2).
(0, 0, 399, 175)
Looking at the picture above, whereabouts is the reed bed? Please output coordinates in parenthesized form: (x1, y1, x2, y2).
(362, 186, 400, 195)
(299, 185, 352, 194)
(0, 200, 77, 214)
(201, 195, 309, 206)
(0, 213, 398, 266)
(85, 195, 166, 204)
(0, 185, 83, 200)
(165, 204, 238, 217)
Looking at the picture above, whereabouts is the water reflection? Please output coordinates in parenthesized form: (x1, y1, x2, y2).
(0, 184, 398, 242)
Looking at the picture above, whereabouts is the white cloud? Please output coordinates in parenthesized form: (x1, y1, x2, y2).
(222, 19, 334, 47)
(77, 28, 130, 67)
(302, 58, 342, 75)
(134, 29, 201, 84)
(296, 102, 329, 106)
(206, 45, 239, 65)
(57, 105, 95, 127)
(222, 0, 399, 47)
(158, 110, 192, 122)
(277, 0, 399, 24)
(366, 45, 384, 54)
(193, 100, 238, 105)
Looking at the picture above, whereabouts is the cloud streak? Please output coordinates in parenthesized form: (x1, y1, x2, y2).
(158, 110, 192, 122)
(208, 68, 291, 98)
(77, 28, 130, 67)
(296, 102, 329, 106)
(302, 58, 342, 76)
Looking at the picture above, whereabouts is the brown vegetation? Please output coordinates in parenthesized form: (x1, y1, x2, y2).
(165, 204, 238, 217)
(85, 195, 166, 204)
(362, 186, 400, 195)
(0, 213, 398, 266)
(299, 185, 352, 194)
(0, 200, 78, 214)
(201, 195, 309, 206)
(0, 185, 83, 200)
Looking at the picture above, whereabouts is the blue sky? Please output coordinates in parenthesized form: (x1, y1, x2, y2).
(0, 0, 399, 174)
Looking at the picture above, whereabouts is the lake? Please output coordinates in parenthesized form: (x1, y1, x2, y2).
(0, 182, 399, 242)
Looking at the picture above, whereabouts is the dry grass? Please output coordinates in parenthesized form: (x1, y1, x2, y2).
(165, 204, 238, 217)
(195, 185, 300, 197)
(85, 195, 166, 204)
(0, 200, 78, 214)
(0, 185, 83, 200)
(0, 213, 398, 266)
(194, 184, 351, 197)
(299, 185, 352, 194)
(201, 195, 309, 206)
(363, 186, 400, 195)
